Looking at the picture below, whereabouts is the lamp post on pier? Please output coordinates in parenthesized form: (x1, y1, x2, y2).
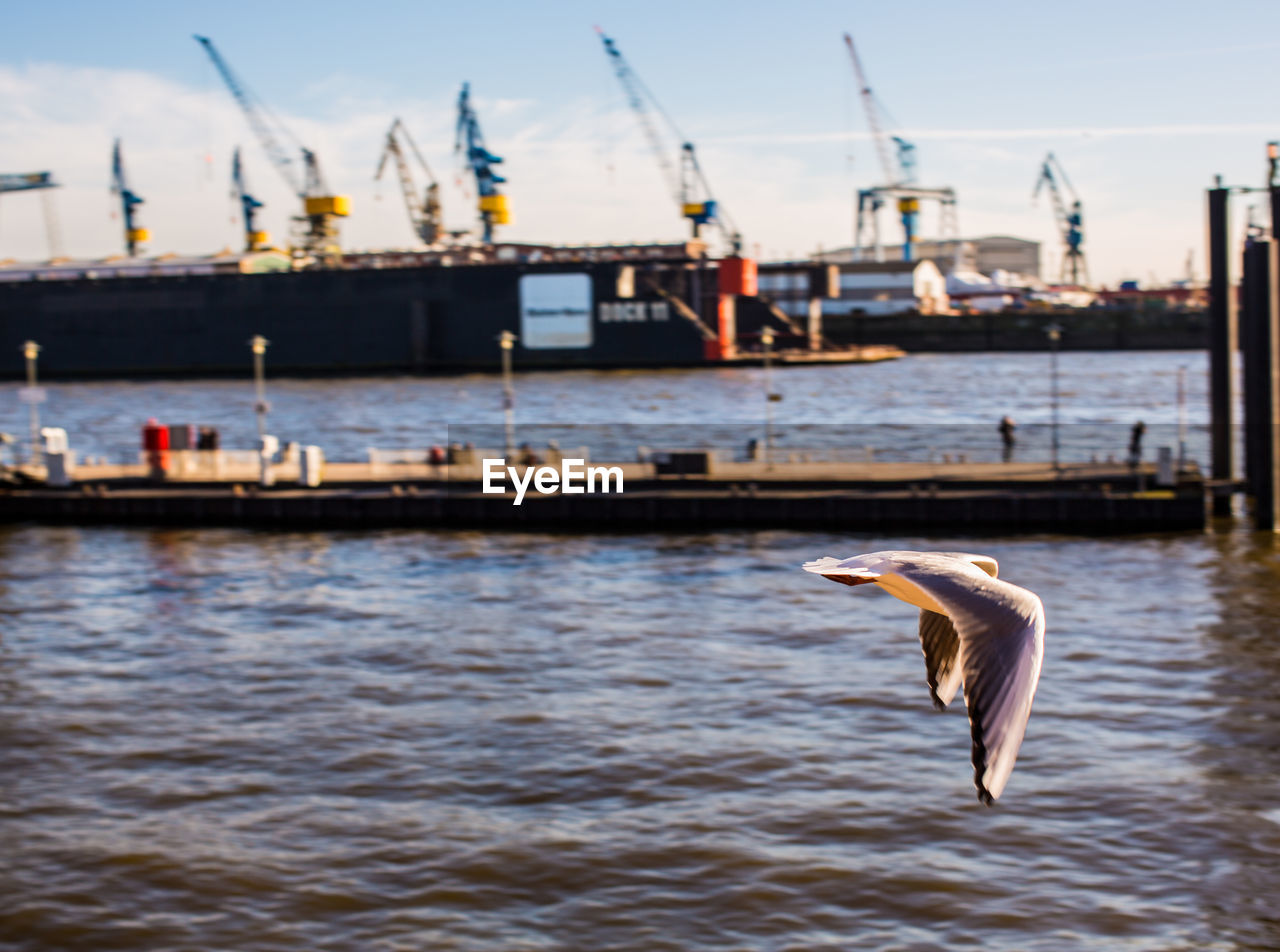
(1046, 323, 1062, 473)
(499, 331, 517, 458)
(21, 340, 43, 466)
(250, 335, 270, 439)
(249, 335, 271, 484)
(1176, 364, 1188, 474)
(761, 326, 781, 468)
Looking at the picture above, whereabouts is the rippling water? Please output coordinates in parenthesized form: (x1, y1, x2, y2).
(4, 352, 1279, 951)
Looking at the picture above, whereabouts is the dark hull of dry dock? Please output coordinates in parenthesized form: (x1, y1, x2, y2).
(0, 484, 1207, 534)
(823, 308, 1208, 353)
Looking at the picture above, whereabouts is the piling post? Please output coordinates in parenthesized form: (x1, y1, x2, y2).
(1258, 188, 1280, 530)
(1207, 182, 1237, 515)
(1241, 239, 1264, 494)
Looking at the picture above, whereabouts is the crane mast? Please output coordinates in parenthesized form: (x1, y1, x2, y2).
(596, 27, 741, 254)
(1033, 152, 1088, 285)
(195, 35, 349, 264)
(232, 147, 269, 252)
(110, 139, 148, 257)
(843, 32, 898, 187)
(455, 83, 510, 244)
(375, 118, 442, 246)
(597, 28, 681, 207)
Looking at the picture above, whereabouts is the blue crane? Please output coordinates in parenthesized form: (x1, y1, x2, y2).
(844, 32, 959, 266)
(110, 139, 148, 257)
(231, 147, 269, 252)
(1033, 152, 1088, 285)
(195, 35, 349, 263)
(845, 33, 923, 258)
(596, 27, 741, 254)
(455, 83, 509, 244)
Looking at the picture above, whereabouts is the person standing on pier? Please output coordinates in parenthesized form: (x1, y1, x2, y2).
(1128, 421, 1146, 470)
(999, 415, 1017, 462)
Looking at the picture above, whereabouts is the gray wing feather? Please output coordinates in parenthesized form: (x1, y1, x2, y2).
(917, 609, 962, 710)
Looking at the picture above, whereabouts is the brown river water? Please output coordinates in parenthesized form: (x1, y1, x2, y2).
(2, 351, 1278, 950)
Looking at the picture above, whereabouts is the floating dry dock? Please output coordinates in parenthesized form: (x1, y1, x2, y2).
(0, 458, 1207, 533)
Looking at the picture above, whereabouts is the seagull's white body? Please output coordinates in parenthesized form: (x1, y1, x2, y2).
(802, 550, 1044, 804)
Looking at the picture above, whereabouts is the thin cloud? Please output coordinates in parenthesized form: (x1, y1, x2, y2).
(705, 123, 1279, 145)
(1065, 41, 1280, 69)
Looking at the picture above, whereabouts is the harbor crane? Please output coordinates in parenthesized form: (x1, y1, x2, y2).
(110, 139, 148, 257)
(231, 147, 270, 252)
(195, 35, 349, 264)
(455, 83, 510, 244)
(0, 171, 63, 259)
(595, 27, 742, 255)
(375, 118, 442, 246)
(844, 31, 958, 264)
(1032, 151, 1088, 285)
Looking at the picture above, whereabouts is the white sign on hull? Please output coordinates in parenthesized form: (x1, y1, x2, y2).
(519, 273, 593, 349)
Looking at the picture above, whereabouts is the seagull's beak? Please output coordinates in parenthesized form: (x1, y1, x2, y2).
(822, 574, 877, 587)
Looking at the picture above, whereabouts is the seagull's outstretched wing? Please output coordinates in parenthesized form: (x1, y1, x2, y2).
(893, 559, 1044, 803)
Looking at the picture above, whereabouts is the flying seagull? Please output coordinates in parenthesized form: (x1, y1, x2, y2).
(802, 550, 1044, 804)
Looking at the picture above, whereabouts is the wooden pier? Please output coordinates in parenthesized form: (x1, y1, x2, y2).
(0, 457, 1207, 534)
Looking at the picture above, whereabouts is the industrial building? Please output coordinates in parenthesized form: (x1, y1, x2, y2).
(813, 236, 1042, 282)
(759, 259, 948, 318)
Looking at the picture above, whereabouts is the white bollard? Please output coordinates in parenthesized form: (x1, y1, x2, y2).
(1156, 446, 1175, 486)
(40, 427, 68, 454)
(40, 429, 72, 487)
(45, 451, 73, 487)
(299, 445, 324, 487)
(259, 434, 279, 487)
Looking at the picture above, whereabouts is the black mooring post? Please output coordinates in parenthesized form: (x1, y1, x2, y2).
(1260, 189, 1280, 531)
(1207, 184, 1237, 516)
(1241, 239, 1263, 495)
(1241, 238, 1274, 525)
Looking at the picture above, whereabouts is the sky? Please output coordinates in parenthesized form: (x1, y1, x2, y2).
(1, 0, 1278, 286)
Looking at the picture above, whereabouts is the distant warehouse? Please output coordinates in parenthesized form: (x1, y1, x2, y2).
(812, 236, 1042, 281)
(0, 250, 293, 282)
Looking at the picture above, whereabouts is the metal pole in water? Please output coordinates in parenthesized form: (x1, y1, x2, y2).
(499, 331, 516, 459)
(1207, 180, 1237, 516)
